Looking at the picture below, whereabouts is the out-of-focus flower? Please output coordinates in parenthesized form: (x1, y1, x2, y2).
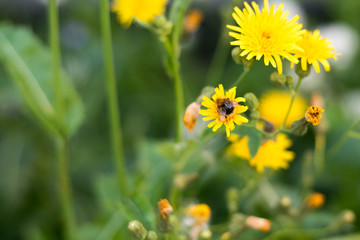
(111, 0, 168, 27)
(292, 30, 339, 73)
(183, 102, 201, 131)
(228, 134, 295, 172)
(199, 84, 248, 137)
(227, 0, 305, 74)
(305, 105, 324, 126)
(258, 90, 307, 128)
(158, 199, 173, 219)
(184, 9, 203, 33)
(186, 204, 211, 226)
(245, 216, 272, 232)
(305, 193, 325, 209)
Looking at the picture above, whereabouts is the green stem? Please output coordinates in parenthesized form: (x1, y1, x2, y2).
(49, 0, 65, 135)
(173, 57, 184, 143)
(281, 77, 303, 129)
(56, 137, 77, 240)
(49, 2, 77, 239)
(314, 130, 326, 173)
(100, 0, 129, 197)
(327, 118, 360, 159)
(232, 66, 250, 87)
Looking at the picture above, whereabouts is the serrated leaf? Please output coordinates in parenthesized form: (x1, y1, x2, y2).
(233, 125, 262, 158)
(0, 23, 84, 136)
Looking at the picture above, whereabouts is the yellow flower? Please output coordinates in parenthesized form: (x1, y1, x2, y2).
(227, 0, 305, 74)
(186, 204, 211, 226)
(292, 30, 339, 73)
(111, 0, 168, 27)
(199, 84, 249, 137)
(228, 134, 295, 172)
(258, 90, 307, 128)
(305, 105, 324, 126)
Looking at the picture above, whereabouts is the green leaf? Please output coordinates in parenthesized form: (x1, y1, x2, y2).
(0, 23, 84, 136)
(233, 125, 262, 158)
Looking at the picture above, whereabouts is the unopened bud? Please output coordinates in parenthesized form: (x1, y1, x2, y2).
(184, 9, 203, 33)
(290, 117, 309, 136)
(197, 86, 215, 103)
(280, 196, 292, 209)
(183, 102, 201, 131)
(231, 47, 255, 67)
(220, 232, 231, 240)
(286, 76, 294, 89)
(305, 193, 325, 209)
(341, 210, 356, 223)
(128, 220, 147, 240)
(295, 63, 311, 78)
(153, 15, 173, 41)
(199, 229, 212, 240)
(174, 173, 198, 189)
(270, 72, 287, 85)
(146, 231, 158, 240)
(245, 216, 272, 232)
(250, 111, 260, 120)
(244, 92, 259, 110)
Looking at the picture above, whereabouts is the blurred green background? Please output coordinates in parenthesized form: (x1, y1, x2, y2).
(0, 0, 360, 239)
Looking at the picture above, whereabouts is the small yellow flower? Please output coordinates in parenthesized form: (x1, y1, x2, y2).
(292, 30, 339, 73)
(258, 90, 307, 128)
(306, 193, 325, 209)
(199, 84, 248, 137)
(111, 0, 168, 27)
(227, 0, 305, 74)
(228, 134, 295, 172)
(186, 204, 211, 226)
(305, 105, 324, 126)
(245, 216, 272, 232)
(158, 199, 173, 219)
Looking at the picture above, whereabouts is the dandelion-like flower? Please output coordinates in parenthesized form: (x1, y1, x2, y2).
(186, 204, 211, 226)
(112, 0, 168, 27)
(227, 0, 305, 74)
(305, 105, 324, 126)
(228, 134, 295, 172)
(199, 84, 248, 137)
(258, 90, 307, 128)
(292, 30, 339, 73)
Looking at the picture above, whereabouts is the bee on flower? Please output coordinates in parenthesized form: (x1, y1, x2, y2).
(199, 84, 248, 137)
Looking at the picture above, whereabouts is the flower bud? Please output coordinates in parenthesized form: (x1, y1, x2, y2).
(231, 47, 255, 68)
(128, 220, 147, 240)
(244, 92, 259, 110)
(290, 117, 309, 136)
(183, 102, 200, 131)
(270, 72, 287, 85)
(184, 9, 203, 33)
(146, 231, 158, 240)
(305, 193, 325, 209)
(199, 229, 212, 240)
(153, 15, 173, 41)
(158, 199, 173, 219)
(295, 62, 311, 78)
(245, 216, 272, 232)
(280, 196, 292, 209)
(341, 210, 356, 223)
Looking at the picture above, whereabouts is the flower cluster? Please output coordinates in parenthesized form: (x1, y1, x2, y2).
(227, 0, 338, 74)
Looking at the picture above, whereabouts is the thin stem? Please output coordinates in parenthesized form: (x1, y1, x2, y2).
(327, 118, 360, 159)
(56, 137, 77, 240)
(49, 0, 65, 135)
(49, 1, 77, 239)
(281, 77, 303, 129)
(232, 66, 250, 87)
(173, 57, 184, 143)
(100, 0, 129, 197)
(314, 130, 326, 173)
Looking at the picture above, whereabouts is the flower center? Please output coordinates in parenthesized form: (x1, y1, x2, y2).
(217, 98, 235, 116)
(262, 31, 271, 39)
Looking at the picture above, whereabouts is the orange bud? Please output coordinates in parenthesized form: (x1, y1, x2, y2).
(184, 9, 203, 33)
(305, 105, 324, 126)
(158, 199, 173, 219)
(183, 102, 200, 131)
(306, 193, 325, 209)
(245, 216, 271, 232)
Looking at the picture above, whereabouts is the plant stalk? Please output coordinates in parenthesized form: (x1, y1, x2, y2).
(281, 77, 303, 129)
(100, 0, 129, 197)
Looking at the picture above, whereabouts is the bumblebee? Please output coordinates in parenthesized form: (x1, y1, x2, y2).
(215, 97, 238, 121)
